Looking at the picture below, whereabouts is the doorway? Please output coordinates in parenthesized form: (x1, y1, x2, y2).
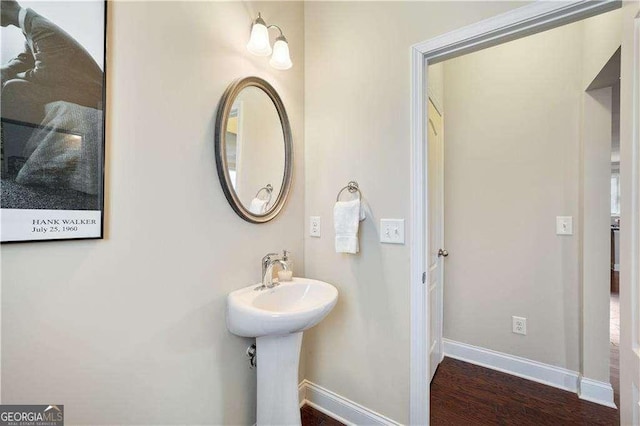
(583, 48, 624, 409)
(609, 77, 621, 408)
(429, 12, 621, 410)
(409, 1, 640, 424)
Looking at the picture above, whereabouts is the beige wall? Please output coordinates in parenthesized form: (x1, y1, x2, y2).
(234, 88, 286, 208)
(5, 1, 629, 423)
(582, 86, 614, 383)
(442, 21, 584, 371)
(428, 62, 445, 112)
(580, 9, 622, 385)
(582, 9, 623, 91)
(0, 2, 304, 424)
(303, 2, 527, 423)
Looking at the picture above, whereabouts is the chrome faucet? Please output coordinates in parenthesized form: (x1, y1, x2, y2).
(258, 251, 290, 290)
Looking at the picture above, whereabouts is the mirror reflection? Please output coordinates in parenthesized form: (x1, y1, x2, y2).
(224, 86, 285, 215)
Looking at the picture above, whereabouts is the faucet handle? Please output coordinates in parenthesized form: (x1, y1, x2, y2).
(262, 252, 279, 263)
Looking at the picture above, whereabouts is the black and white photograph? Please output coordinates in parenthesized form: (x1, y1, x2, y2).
(0, 0, 106, 242)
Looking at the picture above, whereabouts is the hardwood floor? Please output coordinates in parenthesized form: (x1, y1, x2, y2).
(301, 405, 345, 426)
(302, 356, 619, 425)
(431, 357, 619, 426)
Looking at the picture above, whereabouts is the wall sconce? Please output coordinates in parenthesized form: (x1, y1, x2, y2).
(247, 13, 292, 70)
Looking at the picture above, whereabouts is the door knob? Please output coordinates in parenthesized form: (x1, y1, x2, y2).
(438, 249, 449, 257)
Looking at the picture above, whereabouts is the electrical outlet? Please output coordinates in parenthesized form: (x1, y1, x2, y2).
(512, 316, 527, 335)
(310, 216, 321, 237)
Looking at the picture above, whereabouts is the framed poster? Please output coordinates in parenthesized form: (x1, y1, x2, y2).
(1, 0, 107, 243)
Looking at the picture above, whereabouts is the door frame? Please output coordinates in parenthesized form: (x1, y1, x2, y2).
(408, 1, 633, 424)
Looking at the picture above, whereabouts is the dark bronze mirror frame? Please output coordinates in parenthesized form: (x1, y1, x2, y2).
(214, 77, 293, 223)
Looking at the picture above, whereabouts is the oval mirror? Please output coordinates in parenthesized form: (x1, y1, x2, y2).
(215, 77, 293, 223)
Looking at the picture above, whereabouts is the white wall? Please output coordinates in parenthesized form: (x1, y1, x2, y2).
(303, 2, 528, 423)
(0, 2, 304, 424)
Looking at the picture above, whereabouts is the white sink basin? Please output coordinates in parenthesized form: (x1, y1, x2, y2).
(227, 277, 338, 338)
(226, 277, 338, 425)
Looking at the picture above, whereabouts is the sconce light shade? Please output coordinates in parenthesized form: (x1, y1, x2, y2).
(247, 15, 272, 56)
(269, 36, 292, 70)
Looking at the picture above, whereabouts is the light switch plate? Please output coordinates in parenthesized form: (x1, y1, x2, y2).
(380, 219, 405, 244)
(556, 216, 573, 235)
(310, 216, 321, 237)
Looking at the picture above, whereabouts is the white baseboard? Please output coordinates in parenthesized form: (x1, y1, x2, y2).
(443, 338, 580, 392)
(298, 381, 306, 408)
(579, 377, 617, 408)
(295, 341, 615, 424)
(298, 380, 400, 425)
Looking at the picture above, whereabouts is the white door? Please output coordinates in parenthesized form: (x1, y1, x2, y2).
(427, 99, 445, 381)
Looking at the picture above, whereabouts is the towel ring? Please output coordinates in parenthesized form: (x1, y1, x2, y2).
(336, 181, 362, 202)
(255, 184, 274, 203)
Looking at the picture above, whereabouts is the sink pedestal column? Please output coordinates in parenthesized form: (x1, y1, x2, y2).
(256, 332, 303, 425)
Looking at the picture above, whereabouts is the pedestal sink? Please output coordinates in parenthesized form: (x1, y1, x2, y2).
(227, 278, 338, 426)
